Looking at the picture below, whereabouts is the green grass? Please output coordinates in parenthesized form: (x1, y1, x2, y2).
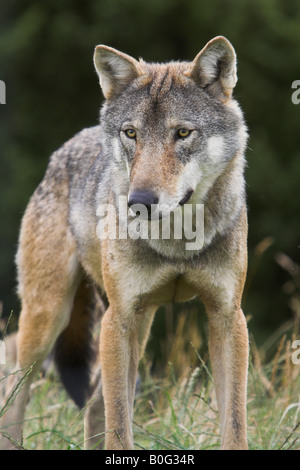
(1, 328, 299, 450)
(133, 335, 300, 451)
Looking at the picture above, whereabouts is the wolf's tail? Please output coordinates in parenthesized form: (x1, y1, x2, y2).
(54, 280, 104, 408)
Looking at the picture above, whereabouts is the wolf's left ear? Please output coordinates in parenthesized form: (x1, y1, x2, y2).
(94, 45, 143, 100)
(186, 36, 237, 100)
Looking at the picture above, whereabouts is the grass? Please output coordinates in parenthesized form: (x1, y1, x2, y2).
(1, 319, 299, 450)
(1, 244, 299, 450)
(134, 326, 300, 451)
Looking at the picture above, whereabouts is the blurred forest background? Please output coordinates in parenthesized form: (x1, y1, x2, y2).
(0, 0, 299, 363)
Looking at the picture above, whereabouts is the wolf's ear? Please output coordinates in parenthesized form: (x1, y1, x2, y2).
(186, 36, 237, 100)
(94, 45, 143, 99)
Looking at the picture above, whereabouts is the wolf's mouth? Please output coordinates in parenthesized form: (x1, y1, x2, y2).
(127, 188, 195, 221)
(179, 189, 194, 206)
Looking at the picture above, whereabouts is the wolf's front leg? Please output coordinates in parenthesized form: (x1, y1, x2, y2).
(100, 306, 139, 450)
(208, 307, 249, 450)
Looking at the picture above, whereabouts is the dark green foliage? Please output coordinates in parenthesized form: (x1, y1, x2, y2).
(0, 0, 299, 344)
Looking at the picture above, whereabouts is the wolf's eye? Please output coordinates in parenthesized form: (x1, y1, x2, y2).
(177, 129, 191, 139)
(125, 129, 136, 139)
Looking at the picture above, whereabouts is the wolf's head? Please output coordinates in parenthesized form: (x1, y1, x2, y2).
(94, 37, 247, 222)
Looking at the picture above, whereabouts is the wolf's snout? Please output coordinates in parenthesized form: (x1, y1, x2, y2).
(128, 189, 159, 215)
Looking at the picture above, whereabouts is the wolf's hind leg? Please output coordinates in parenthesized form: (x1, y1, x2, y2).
(0, 192, 81, 449)
(0, 260, 81, 449)
(84, 362, 105, 449)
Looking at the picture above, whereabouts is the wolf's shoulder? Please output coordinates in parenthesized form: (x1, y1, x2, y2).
(32, 125, 104, 203)
(53, 125, 102, 164)
(45, 125, 103, 179)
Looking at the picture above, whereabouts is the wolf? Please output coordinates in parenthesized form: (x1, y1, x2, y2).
(0, 36, 249, 450)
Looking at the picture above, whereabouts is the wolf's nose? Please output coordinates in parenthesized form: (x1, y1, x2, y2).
(128, 189, 159, 214)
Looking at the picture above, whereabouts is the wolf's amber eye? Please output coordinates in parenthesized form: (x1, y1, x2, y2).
(177, 129, 191, 139)
(125, 129, 136, 139)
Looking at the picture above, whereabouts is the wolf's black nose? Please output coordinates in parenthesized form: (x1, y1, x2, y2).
(128, 189, 159, 215)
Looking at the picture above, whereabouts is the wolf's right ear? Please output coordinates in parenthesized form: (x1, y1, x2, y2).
(94, 46, 143, 100)
(186, 36, 237, 101)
